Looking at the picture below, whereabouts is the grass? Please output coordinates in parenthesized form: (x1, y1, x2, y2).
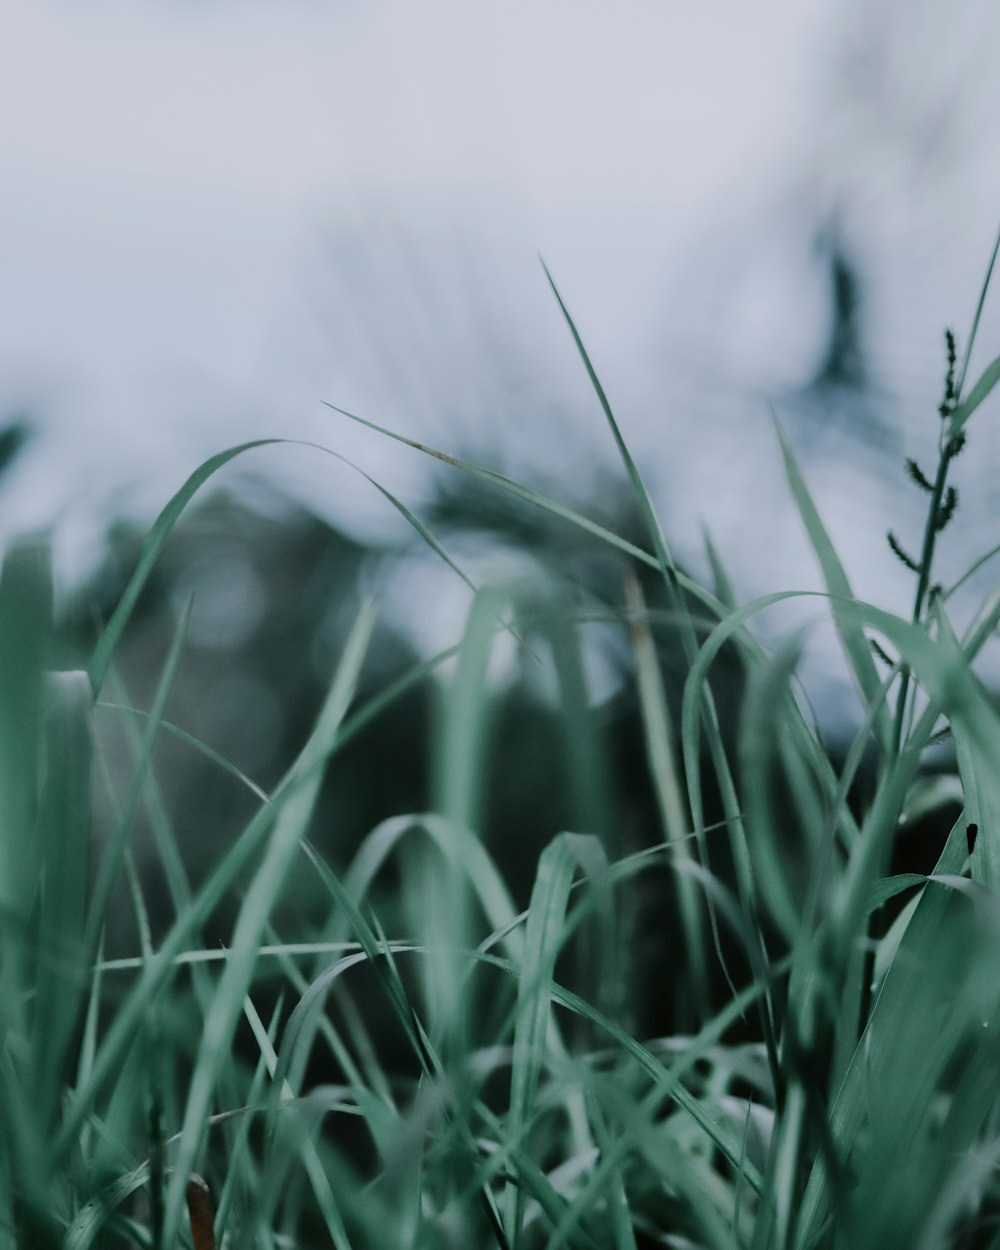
(4, 234, 1000, 1248)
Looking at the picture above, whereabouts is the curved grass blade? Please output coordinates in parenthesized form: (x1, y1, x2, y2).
(96, 701, 273, 805)
(625, 573, 708, 1022)
(325, 401, 662, 572)
(541, 260, 676, 583)
(956, 221, 1000, 389)
(31, 671, 92, 1130)
(948, 218, 1000, 435)
(240, 993, 355, 1250)
(702, 525, 738, 610)
(948, 353, 1000, 438)
(88, 440, 281, 696)
(542, 264, 768, 1035)
(738, 637, 808, 944)
(280, 931, 764, 1205)
(65, 1163, 151, 1250)
(774, 419, 891, 754)
(84, 600, 193, 960)
(844, 599, 1000, 890)
(88, 435, 489, 700)
(504, 833, 607, 1247)
(795, 868, 1000, 1249)
(159, 597, 376, 1247)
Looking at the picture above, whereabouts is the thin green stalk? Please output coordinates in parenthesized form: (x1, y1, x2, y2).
(892, 222, 1000, 756)
(891, 445, 952, 756)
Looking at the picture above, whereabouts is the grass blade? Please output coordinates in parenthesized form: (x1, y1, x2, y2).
(774, 419, 892, 754)
(160, 597, 377, 1245)
(88, 440, 281, 696)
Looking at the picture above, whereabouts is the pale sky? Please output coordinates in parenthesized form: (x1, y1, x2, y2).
(0, 1, 818, 532)
(2, 0, 1000, 673)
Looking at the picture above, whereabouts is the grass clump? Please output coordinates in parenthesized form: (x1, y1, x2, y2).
(4, 231, 1000, 1250)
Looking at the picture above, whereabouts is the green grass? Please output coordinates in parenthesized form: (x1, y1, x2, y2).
(5, 236, 1000, 1249)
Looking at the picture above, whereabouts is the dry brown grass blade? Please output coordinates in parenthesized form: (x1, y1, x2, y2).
(185, 1174, 216, 1250)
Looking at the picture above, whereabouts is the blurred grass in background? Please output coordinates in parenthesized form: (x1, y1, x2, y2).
(2, 249, 1000, 1249)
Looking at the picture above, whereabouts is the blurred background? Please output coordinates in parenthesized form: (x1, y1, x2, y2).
(3, 0, 1000, 922)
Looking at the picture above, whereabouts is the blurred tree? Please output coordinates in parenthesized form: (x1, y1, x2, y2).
(0, 420, 30, 478)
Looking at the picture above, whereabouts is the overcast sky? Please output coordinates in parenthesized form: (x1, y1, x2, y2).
(3, 0, 1000, 681)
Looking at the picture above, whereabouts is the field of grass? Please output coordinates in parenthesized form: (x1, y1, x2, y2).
(4, 242, 1000, 1250)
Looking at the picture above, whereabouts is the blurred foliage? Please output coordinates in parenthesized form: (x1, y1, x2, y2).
(63, 462, 751, 1033)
